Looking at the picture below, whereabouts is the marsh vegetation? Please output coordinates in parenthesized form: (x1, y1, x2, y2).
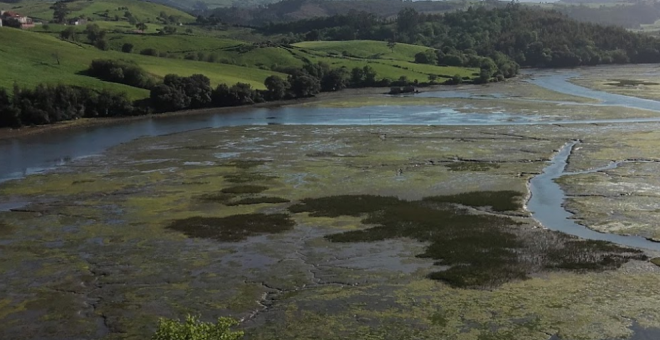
(167, 214, 295, 242)
(289, 193, 645, 288)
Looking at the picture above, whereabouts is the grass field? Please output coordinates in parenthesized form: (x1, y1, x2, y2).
(105, 34, 244, 54)
(151, 0, 278, 10)
(294, 40, 435, 62)
(0, 28, 284, 99)
(0, 0, 195, 23)
(289, 44, 477, 80)
(0, 0, 477, 102)
(0, 27, 476, 99)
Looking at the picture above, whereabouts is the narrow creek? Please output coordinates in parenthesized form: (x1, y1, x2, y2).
(527, 141, 660, 251)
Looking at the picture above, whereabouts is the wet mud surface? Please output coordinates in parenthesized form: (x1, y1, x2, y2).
(2, 123, 660, 340)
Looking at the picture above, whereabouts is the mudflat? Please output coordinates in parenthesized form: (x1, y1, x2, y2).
(3, 66, 660, 340)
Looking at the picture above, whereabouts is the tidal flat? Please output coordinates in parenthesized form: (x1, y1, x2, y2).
(2, 123, 660, 340)
(4, 71, 660, 340)
(569, 64, 660, 102)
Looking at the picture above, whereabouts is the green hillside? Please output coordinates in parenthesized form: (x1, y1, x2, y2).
(0, 0, 195, 23)
(0, 27, 475, 100)
(0, 0, 477, 105)
(101, 35, 475, 80)
(105, 34, 306, 68)
(149, 0, 278, 10)
(294, 40, 435, 62)
(0, 28, 284, 99)
(105, 34, 244, 55)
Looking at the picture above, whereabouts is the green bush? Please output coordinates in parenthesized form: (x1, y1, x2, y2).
(152, 315, 244, 340)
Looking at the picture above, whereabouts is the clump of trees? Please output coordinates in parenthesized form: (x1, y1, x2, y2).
(0, 84, 134, 128)
(51, 0, 69, 24)
(150, 74, 213, 111)
(84, 24, 109, 50)
(87, 59, 156, 89)
(146, 62, 400, 114)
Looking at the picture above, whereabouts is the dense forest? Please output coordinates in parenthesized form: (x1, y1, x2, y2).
(263, 4, 660, 68)
(206, 0, 467, 25)
(556, 3, 660, 29)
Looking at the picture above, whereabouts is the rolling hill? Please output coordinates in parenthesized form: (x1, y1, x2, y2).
(0, 0, 195, 23)
(0, 28, 286, 99)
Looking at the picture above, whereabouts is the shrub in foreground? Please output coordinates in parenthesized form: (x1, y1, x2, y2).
(152, 315, 244, 340)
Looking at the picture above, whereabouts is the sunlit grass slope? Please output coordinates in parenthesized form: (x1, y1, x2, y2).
(291, 41, 477, 80)
(0, 29, 282, 99)
(0, 0, 195, 23)
(294, 40, 434, 62)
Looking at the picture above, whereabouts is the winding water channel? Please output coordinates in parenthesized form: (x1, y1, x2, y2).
(527, 141, 660, 251)
(3, 69, 660, 250)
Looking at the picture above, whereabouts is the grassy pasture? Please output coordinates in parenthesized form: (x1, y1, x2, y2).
(0, 28, 282, 99)
(0, 0, 194, 23)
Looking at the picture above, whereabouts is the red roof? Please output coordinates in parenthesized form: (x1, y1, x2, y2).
(2, 11, 24, 18)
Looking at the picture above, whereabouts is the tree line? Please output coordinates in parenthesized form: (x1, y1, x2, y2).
(0, 59, 453, 128)
(263, 4, 660, 68)
(555, 3, 660, 30)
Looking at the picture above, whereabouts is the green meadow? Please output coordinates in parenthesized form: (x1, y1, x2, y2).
(0, 29, 284, 99)
(0, 0, 476, 101)
(0, 0, 194, 22)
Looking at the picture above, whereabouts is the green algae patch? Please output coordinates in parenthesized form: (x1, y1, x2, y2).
(651, 258, 660, 267)
(445, 162, 501, 172)
(606, 79, 660, 87)
(289, 195, 403, 217)
(197, 193, 235, 203)
(221, 185, 269, 195)
(423, 190, 523, 212)
(226, 197, 290, 206)
(290, 194, 645, 289)
(0, 173, 127, 196)
(221, 160, 271, 169)
(166, 213, 295, 242)
(223, 173, 277, 184)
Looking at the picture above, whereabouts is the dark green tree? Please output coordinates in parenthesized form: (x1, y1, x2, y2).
(321, 68, 349, 92)
(289, 73, 321, 98)
(396, 8, 419, 33)
(414, 50, 438, 65)
(121, 43, 134, 53)
(51, 1, 69, 24)
(59, 27, 77, 41)
(0, 88, 20, 128)
(136, 22, 148, 32)
(150, 84, 189, 112)
(264, 75, 290, 100)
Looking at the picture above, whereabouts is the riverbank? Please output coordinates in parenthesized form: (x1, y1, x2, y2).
(0, 87, 395, 141)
